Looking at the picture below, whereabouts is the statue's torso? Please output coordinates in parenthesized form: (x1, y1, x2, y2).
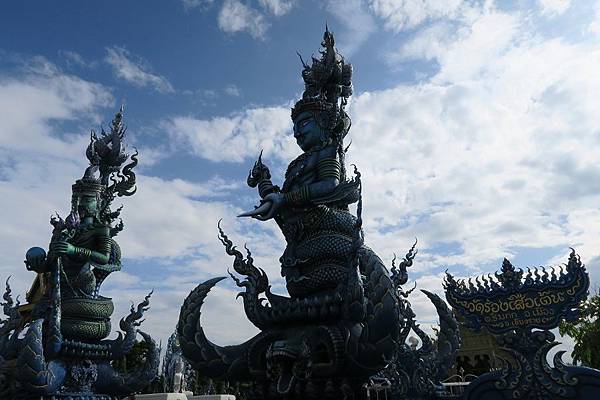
(60, 223, 110, 297)
(282, 149, 323, 193)
(276, 146, 358, 298)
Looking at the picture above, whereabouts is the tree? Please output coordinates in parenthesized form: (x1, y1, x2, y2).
(111, 340, 157, 393)
(559, 289, 600, 369)
(111, 340, 153, 373)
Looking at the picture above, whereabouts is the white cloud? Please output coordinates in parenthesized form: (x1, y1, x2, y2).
(181, 0, 214, 10)
(538, 0, 571, 16)
(589, 2, 600, 37)
(165, 106, 296, 163)
(387, 5, 518, 74)
(104, 46, 174, 93)
(434, 11, 520, 83)
(117, 176, 242, 259)
(224, 83, 241, 97)
(388, 21, 456, 64)
(344, 5, 600, 288)
(217, 0, 269, 39)
(182, 85, 242, 106)
(101, 273, 261, 346)
(190, 0, 292, 40)
(368, 0, 465, 32)
(58, 50, 96, 69)
(0, 57, 113, 156)
(258, 0, 295, 16)
(325, 0, 377, 56)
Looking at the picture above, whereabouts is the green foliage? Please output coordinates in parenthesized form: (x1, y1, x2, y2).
(559, 290, 600, 368)
(111, 340, 152, 373)
(111, 340, 159, 394)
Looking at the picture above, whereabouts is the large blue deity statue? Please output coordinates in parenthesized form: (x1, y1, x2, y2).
(0, 108, 158, 400)
(178, 29, 460, 400)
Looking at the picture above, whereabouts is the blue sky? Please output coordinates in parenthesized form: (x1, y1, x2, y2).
(1, 0, 599, 360)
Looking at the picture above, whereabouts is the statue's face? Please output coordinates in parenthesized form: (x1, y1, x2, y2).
(293, 111, 325, 152)
(77, 194, 98, 218)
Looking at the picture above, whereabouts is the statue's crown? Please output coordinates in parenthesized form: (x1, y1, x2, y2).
(292, 26, 353, 133)
(72, 166, 103, 195)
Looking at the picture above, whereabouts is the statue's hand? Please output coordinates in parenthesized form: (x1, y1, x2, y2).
(257, 192, 284, 221)
(49, 240, 76, 257)
(238, 192, 284, 221)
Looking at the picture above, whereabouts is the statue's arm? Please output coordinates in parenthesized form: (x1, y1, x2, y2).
(257, 177, 279, 199)
(283, 149, 340, 206)
(240, 148, 341, 221)
(47, 226, 111, 265)
(83, 226, 111, 265)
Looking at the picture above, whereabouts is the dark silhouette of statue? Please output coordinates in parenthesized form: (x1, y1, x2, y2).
(178, 28, 460, 400)
(178, 27, 397, 400)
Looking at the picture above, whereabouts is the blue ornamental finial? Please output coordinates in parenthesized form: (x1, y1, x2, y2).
(496, 258, 523, 289)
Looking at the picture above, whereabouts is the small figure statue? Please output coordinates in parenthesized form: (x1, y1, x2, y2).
(0, 107, 158, 399)
(163, 330, 196, 394)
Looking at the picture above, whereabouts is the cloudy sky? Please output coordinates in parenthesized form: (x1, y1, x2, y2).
(1, 0, 599, 361)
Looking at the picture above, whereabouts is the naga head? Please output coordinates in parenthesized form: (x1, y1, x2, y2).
(65, 107, 138, 227)
(87, 106, 129, 186)
(266, 338, 312, 395)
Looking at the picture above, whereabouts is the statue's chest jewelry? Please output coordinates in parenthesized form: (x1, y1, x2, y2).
(283, 152, 316, 191)
(71, 226, 97, 247)
(285, 153, 309, 179)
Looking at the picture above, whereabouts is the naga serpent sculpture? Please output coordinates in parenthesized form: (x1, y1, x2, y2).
(0, 108, 158, 399)
(373, 242, 462, 399)
(178, 28, 460, 400)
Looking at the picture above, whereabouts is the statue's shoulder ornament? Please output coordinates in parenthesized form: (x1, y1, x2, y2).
(284, 144, 338, 182)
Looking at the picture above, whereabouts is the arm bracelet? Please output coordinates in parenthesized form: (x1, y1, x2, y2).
(284, 186, 310, 205)
(75, 247, 92, 258)
(316, 157, 341, 180)
(258, 180, 279, 198)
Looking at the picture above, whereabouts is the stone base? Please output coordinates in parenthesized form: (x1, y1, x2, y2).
(189, 396, 236, 400)
(133, 394, 189, 400)
(43, 395, 118, 400)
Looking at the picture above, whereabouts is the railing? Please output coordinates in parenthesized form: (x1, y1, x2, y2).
(439, 373, 479, 397)
(364, 377, 392, 400)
